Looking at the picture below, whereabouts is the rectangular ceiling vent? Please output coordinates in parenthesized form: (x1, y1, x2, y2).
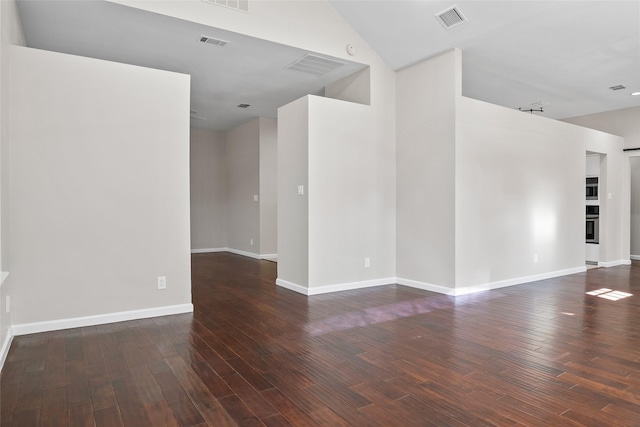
(285, 54, 346, 76)
(201, 0, 249, 13)
(609, 84, 627, 91)
(435, 5, 468, 29)
(200, 36, 229, 47)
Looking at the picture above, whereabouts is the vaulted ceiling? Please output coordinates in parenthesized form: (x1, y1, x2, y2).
(17, 0, 640, 130)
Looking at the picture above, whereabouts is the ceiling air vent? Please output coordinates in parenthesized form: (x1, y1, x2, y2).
(202, 0, 249, 13)
(237, 104, 251, 108)
(200, 36, 229, 47)
(435, 5, 468, 30)
(609, 84, 627, 91)
(285, 54, 346, 76)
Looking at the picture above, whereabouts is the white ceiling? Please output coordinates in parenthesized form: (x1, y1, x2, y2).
(16, 0, 640, 130)
(16, 0, 366, 131)
(329, 0, 640, 119)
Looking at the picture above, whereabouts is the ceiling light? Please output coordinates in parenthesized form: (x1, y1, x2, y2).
(631, 92, 640, 96)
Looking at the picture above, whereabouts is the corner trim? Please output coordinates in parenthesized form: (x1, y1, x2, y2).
(598, 259, 632, 267)
(11, 303, 194, 336)
(395, 277, 457, 295)
(276, 278, 309, 295)
(0, 271, 9, 289)
(0, 327, 14, 372)
(260, 253, 278, 260)
(629, 255, 640, 261)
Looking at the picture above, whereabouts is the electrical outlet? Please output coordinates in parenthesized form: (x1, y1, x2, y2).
(254, 194, 259, 202)
(250, 238, 254, 246)
(364, 257, 371, 268)
(5, 296, 10, 313)
(534, 254, 539, 263)
(297, 185, 304, 196)
(157, 276, 167, 290)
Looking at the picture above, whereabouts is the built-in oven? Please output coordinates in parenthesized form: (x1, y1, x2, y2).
(586, 205, 599, 243)
(586, 177, 599, 200)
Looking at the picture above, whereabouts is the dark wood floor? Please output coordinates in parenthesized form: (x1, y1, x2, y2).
(2, 253, 640, 426)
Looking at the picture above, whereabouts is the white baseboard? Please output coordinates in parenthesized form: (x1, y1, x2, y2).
(191, 247, 227, 254)
(278, 266, 590, 298)
(277, 277, 397, 296)
(629, 255, 640, 261)
(448, 266, 587, 296)
(191, 248, 277, 261)
(0, 327, 14, 372)
(307, 277, 396, 296)
(11, 303, 194, 336)
(598, 259, 632, 267)
(226, 248, 261, 259)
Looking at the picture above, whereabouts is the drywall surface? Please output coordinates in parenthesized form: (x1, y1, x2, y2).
(9, 46, 191, 324)
(190, 128, 228, 250)
(563, 106, 640, 150)
(307, 95, 393, 287)
(632, 157, 640, 257)
(396, 50, 459, 289)
(0, 0, 25, 366)
(456, 98, 584, 286)
(226, 118, 261, 255)
(259, 118, 278, 256)
(456, 98, 625, 286)
(277, 97, 309, 287)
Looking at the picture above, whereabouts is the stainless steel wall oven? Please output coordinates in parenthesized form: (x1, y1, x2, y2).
(586, 177, 598, 200)
(586, 205, 599, 244)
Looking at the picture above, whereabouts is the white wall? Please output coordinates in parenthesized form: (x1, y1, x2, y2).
(278, 94, 394, 292)
(190, 128, 227, 251)
(0, 0, 25, 368)
(308, 95, 394, 288)
(456, 99, 594, 287)
(259, 118, 278, 256)
(190, 119, 277, 258)
(563, 106, 640, 150)
(396, 49, 459, 289)
(226, 118, 261, 255)
(632, 157, 640, 257)
(395, 49, 625, 294)
(277, 97, 309, 288)
(8, 46, 192, 325)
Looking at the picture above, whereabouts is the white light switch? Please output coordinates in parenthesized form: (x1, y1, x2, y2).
(253, 195, 259, 202)
(297, 185, 304, 196)
(608, 193, 613, 200)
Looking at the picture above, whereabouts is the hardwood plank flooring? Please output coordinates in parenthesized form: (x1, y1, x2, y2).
(2, 253, 640, 426)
